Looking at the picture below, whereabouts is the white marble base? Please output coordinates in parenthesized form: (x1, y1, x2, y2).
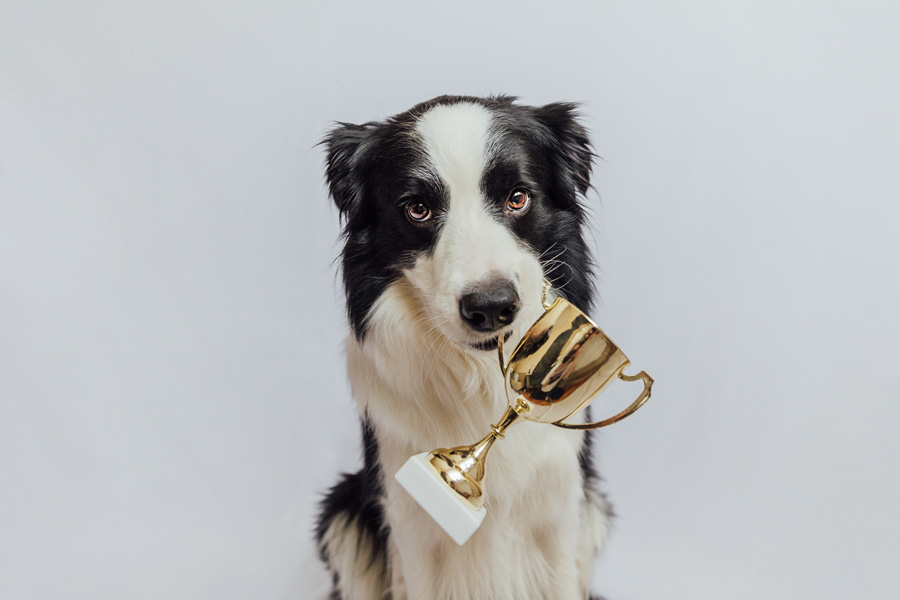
(394, 452, 486, 545)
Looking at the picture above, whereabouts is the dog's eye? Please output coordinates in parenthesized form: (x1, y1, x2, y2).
(405, 201, 433, 223)
(506, 189, 531, 214)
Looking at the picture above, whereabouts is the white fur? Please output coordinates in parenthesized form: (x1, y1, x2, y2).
(334, 103, 609, 600)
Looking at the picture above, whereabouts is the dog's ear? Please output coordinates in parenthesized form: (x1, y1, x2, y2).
(322, 122, 375, 218)
(533, 103, 594, 201)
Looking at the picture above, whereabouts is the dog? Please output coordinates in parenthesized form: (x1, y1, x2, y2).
(316, 95, 611, 600)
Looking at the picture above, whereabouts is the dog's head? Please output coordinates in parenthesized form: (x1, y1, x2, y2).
(324, 95, 596, 354)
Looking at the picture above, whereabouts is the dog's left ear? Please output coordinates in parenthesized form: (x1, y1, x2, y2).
(533, 102, 594, 202)
(322, 122, 376, 220)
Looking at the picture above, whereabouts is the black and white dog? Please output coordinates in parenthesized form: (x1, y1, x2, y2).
(317, 95, 611, 600)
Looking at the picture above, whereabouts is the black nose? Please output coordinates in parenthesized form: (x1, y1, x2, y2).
(459, 279, 519, 332)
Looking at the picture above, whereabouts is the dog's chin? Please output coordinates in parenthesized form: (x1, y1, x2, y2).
(465, 330, 513, 352)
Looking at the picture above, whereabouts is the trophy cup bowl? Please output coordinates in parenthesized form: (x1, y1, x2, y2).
(395, 282, 653, 545)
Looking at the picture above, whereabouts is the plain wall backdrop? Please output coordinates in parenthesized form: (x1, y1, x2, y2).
(2, 1, 898, 599)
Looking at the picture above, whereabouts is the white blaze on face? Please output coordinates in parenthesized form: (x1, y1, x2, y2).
(404, 102, 544, 346)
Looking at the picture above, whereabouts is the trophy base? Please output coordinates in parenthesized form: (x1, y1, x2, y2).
(395, 452, 486, 546)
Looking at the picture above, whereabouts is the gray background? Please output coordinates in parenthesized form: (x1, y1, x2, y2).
(2, 1, 899, 599)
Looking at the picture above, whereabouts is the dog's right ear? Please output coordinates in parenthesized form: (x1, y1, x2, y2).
(322, 122, 375, 218)
(532, 103, 594, 205)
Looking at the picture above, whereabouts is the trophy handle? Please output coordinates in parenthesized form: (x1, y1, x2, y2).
(497, 330, 509, 375)
(552, 369, 654, 430)
(541, 279, 553, 310)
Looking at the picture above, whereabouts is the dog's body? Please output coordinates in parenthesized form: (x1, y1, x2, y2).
(317, 96, 611, 600)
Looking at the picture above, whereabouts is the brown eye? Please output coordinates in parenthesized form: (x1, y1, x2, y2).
(506, 189, 531, 213)
(405, 201, 432, 222)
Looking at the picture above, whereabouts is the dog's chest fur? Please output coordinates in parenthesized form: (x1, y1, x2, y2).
(340, 282, 606, 599)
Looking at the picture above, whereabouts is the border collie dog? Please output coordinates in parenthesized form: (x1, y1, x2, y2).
(317, 95, 611, 600)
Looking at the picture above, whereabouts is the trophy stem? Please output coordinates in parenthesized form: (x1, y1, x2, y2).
(490, 403, 523, 437)
(427, 403, 525, 510)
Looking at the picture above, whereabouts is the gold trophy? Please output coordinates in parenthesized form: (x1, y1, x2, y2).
(395, 281, 654, 545)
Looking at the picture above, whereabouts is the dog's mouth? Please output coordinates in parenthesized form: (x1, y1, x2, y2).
(467, 331, 513, 352)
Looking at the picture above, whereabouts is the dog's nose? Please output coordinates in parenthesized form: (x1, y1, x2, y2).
(459, 279, 519, 332)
